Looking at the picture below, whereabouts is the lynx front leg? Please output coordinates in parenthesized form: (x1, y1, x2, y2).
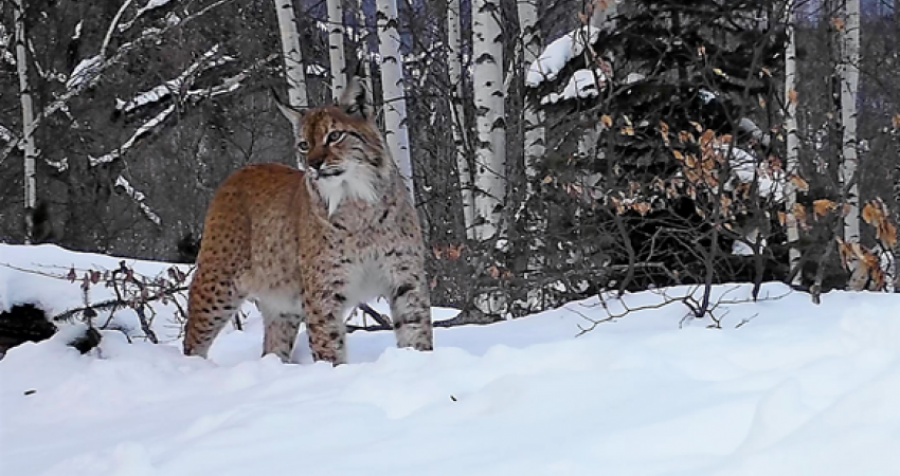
(301, 282, 349, 365)
(387, 256, 434, 351)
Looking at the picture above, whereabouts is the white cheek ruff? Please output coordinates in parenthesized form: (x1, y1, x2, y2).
(314, 160, 380, 216)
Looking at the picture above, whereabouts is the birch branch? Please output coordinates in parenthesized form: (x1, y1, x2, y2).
(0, 0, 235, 165)
(101, 0, 136, 57)
(114, 175, 162, 225)
(117, 44, 225, 114)
(89, 105, 175, 167)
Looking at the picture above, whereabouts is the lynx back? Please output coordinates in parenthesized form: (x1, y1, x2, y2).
(183, 80, 433, 364)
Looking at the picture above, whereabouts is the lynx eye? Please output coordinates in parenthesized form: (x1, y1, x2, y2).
(297, 140, 309, 153)
(326, 131, 346, 145)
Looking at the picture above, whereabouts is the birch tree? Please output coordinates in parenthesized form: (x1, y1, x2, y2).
(273, 0, 310, 166)
(472, 0, 506, 240)
(840, 0, 860, 242)
(784, 0, 801, 284)
(375, 0, 414, 192)
(326, 0, 348, 98)
(448, 0, 475, 238)
(12, 0, 36, 243)
(517, 0, 543, 197)
(354, 0, 374, 95)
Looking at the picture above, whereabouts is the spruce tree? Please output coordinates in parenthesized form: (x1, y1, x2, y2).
(520, 0, 788, 304)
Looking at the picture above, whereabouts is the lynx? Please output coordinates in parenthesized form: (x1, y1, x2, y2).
(182, 79, 433, 364)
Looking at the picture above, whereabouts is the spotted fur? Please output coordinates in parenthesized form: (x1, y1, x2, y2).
(183, 79, 433, 364)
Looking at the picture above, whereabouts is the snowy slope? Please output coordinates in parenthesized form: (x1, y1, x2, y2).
(2, 245, 900, 475)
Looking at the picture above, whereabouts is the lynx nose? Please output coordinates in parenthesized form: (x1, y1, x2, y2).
(306, 150, 327, 173)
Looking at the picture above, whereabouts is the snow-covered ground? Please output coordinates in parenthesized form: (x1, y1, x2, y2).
(2, 244, 900, 475)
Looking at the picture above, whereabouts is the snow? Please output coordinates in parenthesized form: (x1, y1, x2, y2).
(114, 175, 162, 225)
(540, 68, 606, 105)
(3, 244, 900, 475)
(0, 123, 14, 143)
(89, 105, 174, 167)
(725, 146, 786, 202)
(66, 55, 103, 90)
(119, 0, 177, 32)
(117, 45, 225, 114)
(306, 63, 327, 76)
(526, 26, 600, 87)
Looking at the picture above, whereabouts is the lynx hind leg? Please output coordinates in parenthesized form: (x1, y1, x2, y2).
(184, 267, 245, 358)
(257, 300, 305, 363)
(388, 263, 434, 351)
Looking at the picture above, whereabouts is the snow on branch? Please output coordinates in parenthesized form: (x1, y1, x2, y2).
(101, 0, 137, 57)
(0, 0, 232, 166)
(540, 68, 606, 105)
(186, 53, 278, 100)
(725, 146, 785, 202)
(526, 26, 600, 88)
(307, 63, 327, 77)
(89, 105, 174, 167)
(119, 0, 178, 32)
(0, 124, 14, 144)
(0, 22, 14, 66)
(114, 175, 162, 225)
(116, 45, 227, 114)
(66, 55, 103, 90)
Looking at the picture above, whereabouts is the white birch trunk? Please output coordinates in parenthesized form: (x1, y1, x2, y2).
(574, 0, 615, 159)
(517, 0, 543, 195)
(326, 0, 347, 99)
(355, 0, 374, 96)
(273, 0, 309, 166)
(13, 0, 37, 244)
(448, 0, 475, 239)
(375, 0, 414, 194)
(784, 0, 801, 284)
(472, 0, 506, 241)
(840, 0, 860, 242)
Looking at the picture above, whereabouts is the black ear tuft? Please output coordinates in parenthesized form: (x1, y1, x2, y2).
(338, 77, 373, 120)
(271, 87, 306, 126)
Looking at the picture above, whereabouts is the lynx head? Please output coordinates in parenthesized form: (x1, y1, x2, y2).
(277, 79, 391, 215)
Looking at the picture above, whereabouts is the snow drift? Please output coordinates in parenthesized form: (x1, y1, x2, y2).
(2, 244, 900, 475)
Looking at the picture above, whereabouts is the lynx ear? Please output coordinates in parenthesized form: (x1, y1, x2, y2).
(338, 77, 373, 120)
(271, 88, 306, 126)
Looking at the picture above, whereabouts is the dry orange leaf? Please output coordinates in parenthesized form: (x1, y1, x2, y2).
(788, 89, 799, 106)
(447, 245, 464, 261)
(792, 203, 808, 229)
(601, 115, 613, 127)
(632, 202, 651, 216)
(789, 175, 810, 192)
(831, 17, 845, 31)
(862, 202, 882, 224)
(813, 199, 837, 217)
